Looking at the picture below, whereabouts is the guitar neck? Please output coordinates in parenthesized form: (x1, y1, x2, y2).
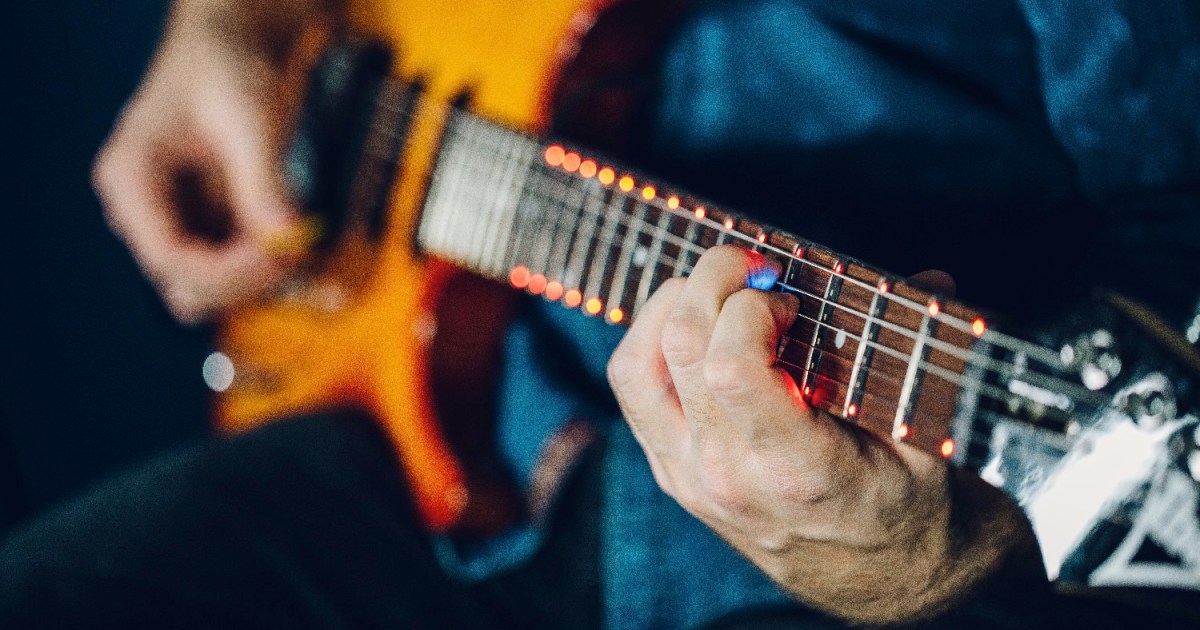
(411, 101, 997, 462)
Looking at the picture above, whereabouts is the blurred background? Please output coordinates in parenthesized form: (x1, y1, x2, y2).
(3, 2, 211, 534)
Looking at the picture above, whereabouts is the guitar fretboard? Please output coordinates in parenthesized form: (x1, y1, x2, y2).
(415, 105, 991, 461)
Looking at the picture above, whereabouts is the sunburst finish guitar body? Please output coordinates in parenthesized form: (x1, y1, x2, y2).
(215, 0, 593, 532)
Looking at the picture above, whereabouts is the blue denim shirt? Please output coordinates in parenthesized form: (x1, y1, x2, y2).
(443, 1, 1200, 627)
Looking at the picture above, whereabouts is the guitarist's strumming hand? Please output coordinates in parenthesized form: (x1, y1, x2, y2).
(92, 0, 342, 324)
(608, 245, 1043, 625)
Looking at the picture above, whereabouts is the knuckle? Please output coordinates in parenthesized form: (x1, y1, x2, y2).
(697, 463, 753, 517)
(750, 451, 835, 506)
(702, 352, 758, 400)
(661, 306, 709, 365)
(607, 340, 651, 393)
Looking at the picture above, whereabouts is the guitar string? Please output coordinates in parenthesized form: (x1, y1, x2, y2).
(372, 90, 1103, 409)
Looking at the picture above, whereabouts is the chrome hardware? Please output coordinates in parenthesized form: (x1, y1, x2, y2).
(1061, 329, 1123, 391)
(1118, 373, 1178, 431)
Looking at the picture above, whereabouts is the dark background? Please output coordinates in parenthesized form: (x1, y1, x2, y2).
(3, 2, 210, 533)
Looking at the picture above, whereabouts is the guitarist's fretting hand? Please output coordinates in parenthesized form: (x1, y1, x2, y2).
(608, 245, 1042, 624)
(92, 0, 341, 324)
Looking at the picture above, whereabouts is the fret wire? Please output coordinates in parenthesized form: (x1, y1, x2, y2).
(473, 124, 517, 275)
(605, 200, 649, 316)
(447, 115, 486, 264)
(635, 206, 674, 313)
(459, 118, 493, 267)
(485, 131, 535, 277)
(544, 173, 586, 288)
(583, 188, 627, 301)
(843, 291, 887, 417)
(893, 310, 934, 435)
(562, 182, 606, 291)
(464, 120, 507, 268)
(803, 267, 841, 397)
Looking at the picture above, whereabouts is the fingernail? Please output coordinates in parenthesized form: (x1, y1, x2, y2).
(746, 263, 780, 291)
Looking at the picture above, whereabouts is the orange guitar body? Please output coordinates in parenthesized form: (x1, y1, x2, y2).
(214, 0, 592, 532)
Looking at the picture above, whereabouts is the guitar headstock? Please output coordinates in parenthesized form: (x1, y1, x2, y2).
(964, 291, 1200, 590)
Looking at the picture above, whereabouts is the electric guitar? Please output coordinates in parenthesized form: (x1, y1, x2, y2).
(211, 0, 1200, 592)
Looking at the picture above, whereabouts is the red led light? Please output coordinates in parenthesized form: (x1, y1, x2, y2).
(564, 289, 583, 308)
(723, 218, 735, 230)
(562, 152, 581, 172)
(833, 262, 844, 274)
(642, 186, 656, 200)
(544, 145, 565, 166)
(545, 281, 563, 302)
(793, 245, 805, 257)
(972, 318, 987, 337)
(619, 176, 635, 192)
(509, 266, 531, 289)
(897, 423, 910, 439)
(608, 308, 625, 324)
(579, 160, 597, 179)
(847, 403, 858, 417)
(878, 280, 890, 294)
(940, 438, 955, 459)
(757, 232, 768, 244)
(803, 386, 812, 397)
(694, 206, 707, 220)
(667, 196, 680, 209)
(928, 301, 941, 317)
(528, 274, 547, 295)
(585, 298, 603, 315)
(598, 168, 615, 185)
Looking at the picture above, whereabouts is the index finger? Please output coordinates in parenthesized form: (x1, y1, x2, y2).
(660, 246, 781, 424)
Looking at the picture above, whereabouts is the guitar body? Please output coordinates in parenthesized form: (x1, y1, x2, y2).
(215, 0, 592, 532)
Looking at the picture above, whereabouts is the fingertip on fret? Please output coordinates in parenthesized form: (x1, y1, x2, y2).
(746, 265, 780, 291)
